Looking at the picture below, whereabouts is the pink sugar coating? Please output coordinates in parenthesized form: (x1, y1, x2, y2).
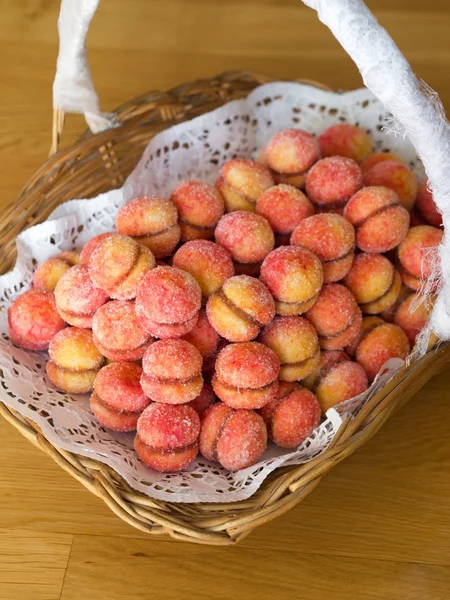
(140, 372, 203, 405)
(171, 180, 224, 228)
(259, 245, 323, 304)
(137, 403, 200, 449)
(362, 160, 418, 210)
(344, 186, 401, 225)
(54, 265, 108, 318)
(344, 186, 410, 253)
(218, 158, 274, 200)
(188, 383, 216, 414)
(215, 211, 274, 264)
(259, 388, 321, 448)
(318, 123, 372, 162)
(93, 362, 149, 413)
(135, 305, 199, 339)
(317, 349, 350, 372)
(33, 258, 72, 291)
(79, 233, 114, 265)
(343, 253, 395, 303)
(48, 327, 105, 371)
(306, 284, 360, 337)
(265, 129, 320, 174)
(8, 290, 66, 351)
(181, 309, 220, 358)
(92, 300, 151, 352)
(398, 225, 444, 279)
(88, 234, 140, 291)
(255, 184, 314, 234)
(394, 293, 433, 346)
(135, 266, 201, 324)
(415, 179, 442, 227)
(305, 156, 362, 207)
(116, 196, 178, 237)
(360, 152, 403, 174)
(90, 393, 140, 432)
(215, 342, 280, 389)
(259, 315, 319, 361)
(199, 402, 232, 460)
(290, 213, 355, 261)
(221, 275, 275, 324)
(314, 359, 369, 411)
(356, 323, 410, 382)
(172, 240, 234, 297)
(134, 436, 198, 472)
(142, 339, 203, 380)
(215, 409, 267, 471)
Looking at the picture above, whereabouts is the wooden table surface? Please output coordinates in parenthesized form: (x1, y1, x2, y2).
(1, 1, 450, 598)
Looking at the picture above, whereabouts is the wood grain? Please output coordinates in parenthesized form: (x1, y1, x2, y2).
(1, 0, 450, 598)
(0, 529, 73, 600)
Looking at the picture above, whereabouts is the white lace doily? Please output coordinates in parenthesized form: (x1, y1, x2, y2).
(0, 82, 423, 503)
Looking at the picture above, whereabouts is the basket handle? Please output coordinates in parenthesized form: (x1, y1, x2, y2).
(51, 0, 116, 155)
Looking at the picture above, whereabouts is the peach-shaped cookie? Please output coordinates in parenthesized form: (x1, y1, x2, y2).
(92, 300, 153, 361)
(305, 156, 362, 212)
(172, 240, 234, 298)
(290, 213, 355, 283)
(90, 362, 150, 432)
(54, 265, 109, 327)
(8, 290, 66, 351)
(188, 383, 216, 415)
(260, 246, 324, 316)
(318, 123, 372, 162)
(363, 160, 418, 211)
(116, 196, 180, 258)
(344, 186, 409, 253)
(306, 284, 362, 350)
(199, 403, 267, 470)
(215, 158, 274, 212)
(255, 184, 314, 244)
(382, 291, 435, 346)
(88, 234, 155, 300)
(397, 225, 444, 291)
(181, 309, 220, 366)
(79, 232, 114, 265)
(46, 327, 105, 393)
(259, 316, 320, 382)
(348, 317, 410, 382)
(212, 342, 279, 409)
(136, 266, 202, 338)
(265, 129, 320, 176)
(344, 253, 402, 314)
(303, 350, 368, 413)
(215, 211, 274, 274)
(415, 179, 442, 227)
(259, 387, 321, 448)
(360, 152, 403, 174)
(171, 180, 224, 241)
(206, 275, 275, 342)
(135, 403, 200, 472)
(33, 253, 78, 292)
(141, 339, 203, 404)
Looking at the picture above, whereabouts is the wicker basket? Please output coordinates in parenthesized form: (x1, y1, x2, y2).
(1, 71, 449, 545)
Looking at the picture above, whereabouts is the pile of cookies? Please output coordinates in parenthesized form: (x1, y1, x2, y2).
(8, 123, 442, 472)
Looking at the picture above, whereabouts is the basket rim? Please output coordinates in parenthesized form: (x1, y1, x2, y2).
(1, 70, 448, 544)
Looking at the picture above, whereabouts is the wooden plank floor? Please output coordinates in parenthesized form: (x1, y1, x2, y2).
(1, 1, 450, 598)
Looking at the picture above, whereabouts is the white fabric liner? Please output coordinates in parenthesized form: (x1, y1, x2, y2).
(0, 82, 426, 503)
